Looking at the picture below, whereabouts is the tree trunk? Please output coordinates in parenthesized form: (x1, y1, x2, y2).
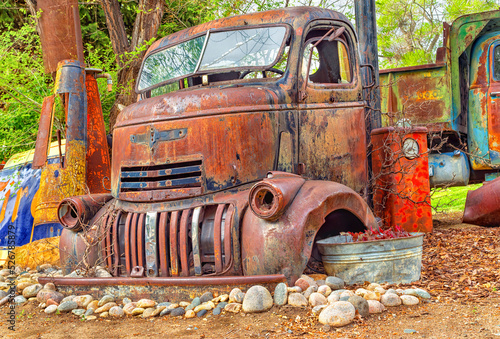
(99, 0, 164, 132)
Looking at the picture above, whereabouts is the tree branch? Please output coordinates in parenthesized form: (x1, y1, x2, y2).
(99, 0, 130, 64)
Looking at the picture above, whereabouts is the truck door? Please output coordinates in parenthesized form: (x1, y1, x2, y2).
(487, 42, 500, 164)
(298, 23, 367, 194)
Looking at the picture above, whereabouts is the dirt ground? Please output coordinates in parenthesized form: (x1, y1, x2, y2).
(1, 212, 499, 339)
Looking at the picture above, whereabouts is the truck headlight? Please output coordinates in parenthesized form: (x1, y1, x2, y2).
(402, 138, 419, 160)
(249, 182, 285, 221)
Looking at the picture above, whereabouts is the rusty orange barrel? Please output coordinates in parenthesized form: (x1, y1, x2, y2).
(371, 127, 432, 232)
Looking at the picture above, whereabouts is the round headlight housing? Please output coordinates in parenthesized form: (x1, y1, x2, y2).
(249, 182, 285, 220)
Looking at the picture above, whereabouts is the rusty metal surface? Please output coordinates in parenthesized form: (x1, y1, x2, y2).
(371, 127, 433, 232)
(38, 274, 286, 301)
(57, 193, 112, 231)
(85, 72, 112, 193)
(463, 177, 500, 226)
(37, 0, 84, 74)
(33, 95, 55, 169)
(33, 61, 87, 227)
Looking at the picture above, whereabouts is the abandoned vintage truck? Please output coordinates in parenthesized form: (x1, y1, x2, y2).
(55, 7, 380, 286)
(380, 9, 500, 187)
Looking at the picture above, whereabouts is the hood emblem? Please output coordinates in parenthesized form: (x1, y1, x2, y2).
(130, 127, 187, 148)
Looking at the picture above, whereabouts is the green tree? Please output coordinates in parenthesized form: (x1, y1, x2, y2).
(376, 0, 498, 68)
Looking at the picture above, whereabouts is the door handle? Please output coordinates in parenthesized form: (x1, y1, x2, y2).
(491, 92, 500, 97)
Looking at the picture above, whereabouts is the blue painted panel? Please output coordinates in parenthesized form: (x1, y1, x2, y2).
(0, 157, 63, 247)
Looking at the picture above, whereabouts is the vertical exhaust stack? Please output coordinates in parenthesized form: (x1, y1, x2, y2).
(37, 0, 84, 74)
(355, 0, 381, 130)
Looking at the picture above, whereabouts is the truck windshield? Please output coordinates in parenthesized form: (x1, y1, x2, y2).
(137, 26, 288, 93)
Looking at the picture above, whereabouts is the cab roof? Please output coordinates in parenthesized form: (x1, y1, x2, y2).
(144, 6, 352, 59)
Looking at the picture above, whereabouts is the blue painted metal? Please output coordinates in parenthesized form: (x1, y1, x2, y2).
(0, 157, 64, 250)
(428, 151, 470, 187)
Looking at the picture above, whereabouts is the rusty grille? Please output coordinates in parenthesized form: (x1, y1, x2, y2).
(119, 160, 203, 192)
(101, 204, 234, 277)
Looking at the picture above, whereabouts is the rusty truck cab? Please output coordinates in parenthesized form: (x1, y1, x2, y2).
(59, 7, 376, 284)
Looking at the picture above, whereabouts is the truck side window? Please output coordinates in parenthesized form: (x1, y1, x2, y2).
(494, 45, 500, 81)
(302, 29, 352, 85)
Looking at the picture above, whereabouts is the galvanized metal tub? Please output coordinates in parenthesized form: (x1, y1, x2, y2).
(316, 233, 424, 285)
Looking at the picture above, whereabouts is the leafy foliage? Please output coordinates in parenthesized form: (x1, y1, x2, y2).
(376, 0, 498, 68)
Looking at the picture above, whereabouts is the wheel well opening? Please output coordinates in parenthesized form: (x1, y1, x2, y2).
(306, 209, 366, 274)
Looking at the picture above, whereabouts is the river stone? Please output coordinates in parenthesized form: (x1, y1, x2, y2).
(287, 293, 308, 307)
(213, 307, 221, 316)
(45, 305, 58, 314)
(194, 301, 215, 313)
(95, 302, 117, 313)
(224, 303, 242, 313)
(160, 308, 172, 316)
(131, 308, 145, 316)
(396, 289, 405, 295)
(142, 307, 156, 318)
(414, 288, 431, 299)
(0, 296, 10, 306)
(294, 278, 310, 291)
(74, 295, 93, 308)
(317, 285, 332, 297)
(273, 282, 288, 306)
(186, 297, 201, 311)
(170, 307, 185, 317)
(14, 296, 27, 304)
(386, 289, 397, 295)
(39, 264, 52, 271)
(339, 296, 350, 302)
(218, 301, 228, 309)
(0, 290, 7, 299)
(303, 286, 316, 299)
(185, 310, 195, 318)
(327, 293, 340, 304)
(367, 283, 381, 291)
(312, 305, 327, 316)
(401, 295, 420, 305)
(87, 300, 99, 311)
(85, 309, 94, 317)
(318, 301, 356, 327)
(380, 293, 401, 307)
(287, 286, 302, 293)
(137, 299, 156, 308)
(325, 277, 344, 290)
(58, 300, 78, 312)
(72, 309, 85, 316)
(86, 315, 97, 321)
(22, 283, 42, 298)
(340, 290, 354, 298)
(158, 302, 172, 308)
(348, 295, 369, 318)
(98, 295, 115, 307)
(363, 291, 381, 301)
(43, 283, 56, 291)
(17, 281, 33, 293)
(242, 285, 273, 313)
(374, 287, 386, 294)
(300, 275, 318, 288)
(229, 288, 245, 303)
(309, 292, 327, 307)
(37, 289, 64, 304)
(367, 300, 385, 314)
(200, 292, 213, 303)
(220, 294, 229, 302)
(46, 299, 59, 306)
(95, 269, 112, 277)
(355, 288, 369, 297)
(197, 309, 208, 317)
(100, 311, 109, 318)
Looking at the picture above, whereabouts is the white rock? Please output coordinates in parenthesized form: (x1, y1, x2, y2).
(308, 292, 327, 307)
(287, 293, 308, 307)
(317, 285, 332, 297)
(318, 301, 355, 327)
(400, 295, 419, 305)
(367, 300, 385, 314)
(327, 293, 340, 304)
(380, 293, 401, 307)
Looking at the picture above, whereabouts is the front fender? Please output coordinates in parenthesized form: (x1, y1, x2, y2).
(241, 180, 377, 283)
